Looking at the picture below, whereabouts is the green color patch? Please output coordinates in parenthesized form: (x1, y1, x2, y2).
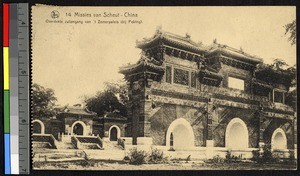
(4, 90, 10, 133)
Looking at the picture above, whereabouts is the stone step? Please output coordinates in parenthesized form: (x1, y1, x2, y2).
(103, 140, 123, 150)
(55, 141, 76, 149)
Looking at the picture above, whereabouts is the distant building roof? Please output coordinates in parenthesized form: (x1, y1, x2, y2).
(57, 105, 97, 116)
(94, 112, 127, 121)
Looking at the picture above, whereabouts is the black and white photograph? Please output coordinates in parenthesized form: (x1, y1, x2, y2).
(31, 5, 297, 170)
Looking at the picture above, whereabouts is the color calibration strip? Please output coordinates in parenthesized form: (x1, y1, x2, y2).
(18, 3, 30, 175)
(3, 3, 11, 175)
(3, 3, 29, 174)
(10, 3, 20, 174)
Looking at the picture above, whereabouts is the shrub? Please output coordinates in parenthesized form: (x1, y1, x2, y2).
(83, 151, 89, 161)
(252, 144, 281, 163)
(288, 150, 296, 163)
(148, 148, 167, 164)
(225, 150, 232, 163)
(128, 147, 147, 165)
(117, 138, 125, 149)
(224, 150, 242, 163)
(168, 148, 175, 151)
(33, 161, 45, 168)
(251, 150, 261, 162)
(123, 155, 130, 161)
(186, 155, 191, 163)
(210, 155, 225, 164)
(261, 144, 273, 162)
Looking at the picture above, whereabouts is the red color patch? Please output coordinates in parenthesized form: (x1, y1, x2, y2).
(3, 3, 9, 46)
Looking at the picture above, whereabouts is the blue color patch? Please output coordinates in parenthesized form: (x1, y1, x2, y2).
(4, 133, 11, 174)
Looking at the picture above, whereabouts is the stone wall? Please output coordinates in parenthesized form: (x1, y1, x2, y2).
(262, 117, 294, 149)
(148, 104, 206, 146)
(63, 115, 94, 135)
(103, 121, 126, 138)
(220, 64, 253, 93)
(33, 118, 64, 139)
(212, 107, 259, 148)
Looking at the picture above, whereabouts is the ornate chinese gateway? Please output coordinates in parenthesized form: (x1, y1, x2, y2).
(119, 29, 296, 154)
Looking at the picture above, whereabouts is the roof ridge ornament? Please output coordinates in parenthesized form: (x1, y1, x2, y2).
(156, 25, 163, 35)
(213, 38, 217, 44)
(185, 33, 191, 39)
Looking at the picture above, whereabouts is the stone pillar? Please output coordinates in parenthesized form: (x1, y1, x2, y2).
(206, 100, 214, 147)
(135, 79, 153, 144)
(257, 110, 265, 152)
(130, 79, 148, 145)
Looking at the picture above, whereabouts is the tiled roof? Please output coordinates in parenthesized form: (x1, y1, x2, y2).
(136, 30, 207, 53)
(136, 30, 263, 64)
(206, 43, 263, 64)
(59, 105, 96, 116)
(119, 54, 164, 74)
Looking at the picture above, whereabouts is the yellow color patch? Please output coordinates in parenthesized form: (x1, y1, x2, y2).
(3, 47, 9, 90)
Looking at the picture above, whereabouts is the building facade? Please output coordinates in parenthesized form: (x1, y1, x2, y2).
(119, 29, 296, 152)
(32, 105, 126, 141)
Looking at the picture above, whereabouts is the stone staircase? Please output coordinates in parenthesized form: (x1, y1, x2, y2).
(56, 135, 76, 149)
(55, 141, 76, 149)
(102, 139, 123, 150)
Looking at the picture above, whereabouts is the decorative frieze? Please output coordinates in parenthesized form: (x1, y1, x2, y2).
(165, 66, 172, 83)
(151, 94, 207, 108)
(191, 71, 197, 88)
(151, 89, 208, 103)
(174, 68, 189, 86)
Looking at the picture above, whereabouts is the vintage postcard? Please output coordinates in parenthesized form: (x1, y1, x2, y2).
(31, 5, 297, 170)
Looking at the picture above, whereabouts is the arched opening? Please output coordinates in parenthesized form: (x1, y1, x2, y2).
(73, 123, 83, 135)
(170, 133, 174, 148)
(166, 118, 195, 150)
(51, 127, 60, 140)
(109, 125, 121, 141)
(32, 119, 45, 134)
(71, 121, 87, 136)
(225, 118, 249, 149)
(271, 128, 287, 150)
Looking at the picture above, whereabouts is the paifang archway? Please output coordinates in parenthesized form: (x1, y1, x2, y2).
(166, 118, 195, 150)
(225, 118, 249, 149)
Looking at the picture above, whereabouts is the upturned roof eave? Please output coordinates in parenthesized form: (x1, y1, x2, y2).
(136, 34, 208, 54)
(119, 59, 164, 75)
(206, 48, 263, 64)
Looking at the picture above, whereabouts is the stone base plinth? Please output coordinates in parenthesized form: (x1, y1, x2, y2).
(206, 140, 214, 147)
(121, 137, 133, 145)
(137, 137, 153, 146)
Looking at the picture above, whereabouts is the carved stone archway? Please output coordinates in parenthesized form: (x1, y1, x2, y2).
(271, 128, 287, 150)
(109, 125, 121, 141)
(225, 118, 249, 149)
(71, 121, 87, 136)
(166, 118, 195, 150)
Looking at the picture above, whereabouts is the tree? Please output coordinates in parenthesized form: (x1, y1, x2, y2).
(283, 20, 296, 110)
(84, 81, 128, 117)
(271, 59, 288, 70)
(271, 60, 296, 110)
(284, 20, 296, 45)
(285, 64, 297, 110)
(255, 59, 296, 110)
(32, 83, 57, 118)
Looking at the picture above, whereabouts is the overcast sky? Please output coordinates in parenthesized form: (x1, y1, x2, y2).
(32, 6, 296, 105)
